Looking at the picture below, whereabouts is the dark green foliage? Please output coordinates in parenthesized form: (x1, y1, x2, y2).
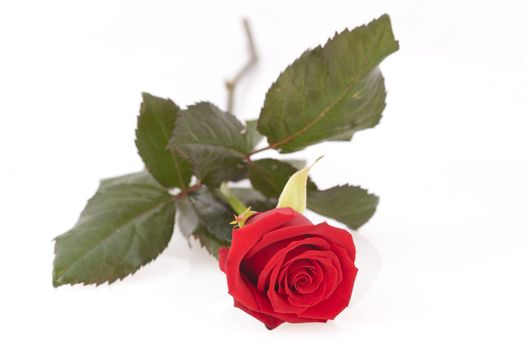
(53, 172, 175, 286)
(258, 14, 398, 153)
(135, 93, 192, 189)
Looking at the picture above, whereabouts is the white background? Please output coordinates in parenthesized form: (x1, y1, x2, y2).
(1, 0, 524, 349)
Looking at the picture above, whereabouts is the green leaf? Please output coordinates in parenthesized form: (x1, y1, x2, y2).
(168, 102, 253, 187)
(192, 225, 229, 258)
(177, 194, 231, 258)
(99, 170, 160, 190)
(187, 187, 233, 242)
(258, 14, 399, 153)
(307, 185, 379, 230)
(248, 158, 317, 198)
(176, 198, 199, 237)
(135, 93, 192, 189)
(230, 188, 277, 212)
(53, 172, 175, 286)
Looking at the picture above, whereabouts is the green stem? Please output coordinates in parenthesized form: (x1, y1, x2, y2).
(219, 183, 249, 215)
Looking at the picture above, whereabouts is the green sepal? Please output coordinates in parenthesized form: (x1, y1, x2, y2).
(276, 156, 323, 213)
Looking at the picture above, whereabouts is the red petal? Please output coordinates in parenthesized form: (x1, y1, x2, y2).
(256, 236, 329, 291)
(298, 244, 358, 320)
(218, 247, 229, 272)
(312, 222, 356, 261)
(224, 209, 298, 311)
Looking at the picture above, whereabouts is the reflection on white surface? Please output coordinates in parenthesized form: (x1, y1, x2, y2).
(351, 233, 382, 304)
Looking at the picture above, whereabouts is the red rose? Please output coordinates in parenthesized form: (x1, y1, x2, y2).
(219, 207, 358, 329)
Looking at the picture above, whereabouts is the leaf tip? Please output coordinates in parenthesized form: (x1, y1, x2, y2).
(140, 91, 156, 102)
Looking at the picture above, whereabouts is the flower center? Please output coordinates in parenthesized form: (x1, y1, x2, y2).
(286, 260, 322, 295)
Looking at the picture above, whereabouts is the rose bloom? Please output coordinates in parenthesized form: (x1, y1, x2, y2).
(219, 207, 358, 329)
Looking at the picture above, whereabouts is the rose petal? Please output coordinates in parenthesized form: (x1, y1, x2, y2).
(241, 225, 318, 285)
(287, 260, 322, 294)
(285, 263, 325, 307)
(218, 247, 229, 272)
(221, 211, 358, 327)
(262, 238, 333, 314)
(282, 253, 342, 307)
(281, 260, 324, 296)
(239, 273, 325, 324)
(223, 208, 299, 311)
(245, 225, 317, 259)
(298, 244, 358, 320)
(256, 237, 330, 292)
(312, 222, 357, 260)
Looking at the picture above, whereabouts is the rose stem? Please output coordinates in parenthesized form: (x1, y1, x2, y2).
(219, 182, 249, 216)
(225, 18, 258, 114)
